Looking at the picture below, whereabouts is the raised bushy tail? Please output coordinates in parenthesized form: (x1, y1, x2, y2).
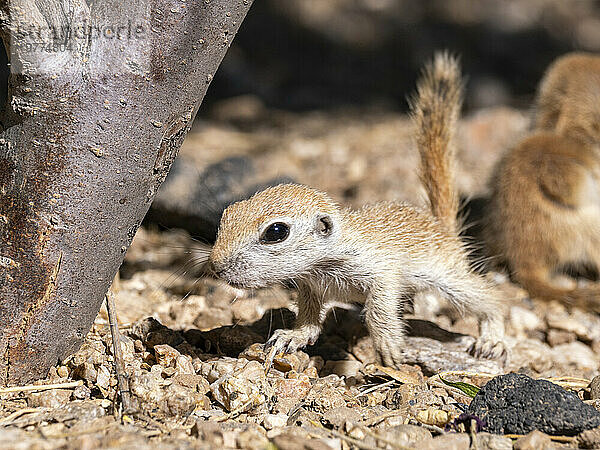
(410, 52, 464, 233)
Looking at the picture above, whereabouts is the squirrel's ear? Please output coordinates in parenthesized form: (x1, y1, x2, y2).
(316, 214, 333, 236)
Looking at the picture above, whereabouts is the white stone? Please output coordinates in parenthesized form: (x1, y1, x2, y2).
(510, 306, 543, 334)
(263, 413, 288, 430)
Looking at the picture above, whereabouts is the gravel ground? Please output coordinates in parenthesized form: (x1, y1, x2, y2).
(1, 102, 599, 449)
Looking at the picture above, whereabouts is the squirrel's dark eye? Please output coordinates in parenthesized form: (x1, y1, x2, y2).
(260, 222, 290, 244)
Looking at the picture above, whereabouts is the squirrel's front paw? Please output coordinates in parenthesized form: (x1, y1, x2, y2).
(263, 326, 320, 357)
(468, 337, 509, 364)
(373, 336, 406, 369)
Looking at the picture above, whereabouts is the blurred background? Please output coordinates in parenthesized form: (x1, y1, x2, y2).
(1, 1, 598, 125)
(201, 0, 600, 113)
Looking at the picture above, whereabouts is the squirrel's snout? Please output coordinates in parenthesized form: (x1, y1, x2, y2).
(207, 260, 225, 278)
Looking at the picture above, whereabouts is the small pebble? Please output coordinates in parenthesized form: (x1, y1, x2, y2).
(513, 430, 552, 450)
(57, 366, 70, 378)
(263, 413, 288, 430)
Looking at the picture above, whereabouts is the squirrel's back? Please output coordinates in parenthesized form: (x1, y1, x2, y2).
(535, 52, 600, 143)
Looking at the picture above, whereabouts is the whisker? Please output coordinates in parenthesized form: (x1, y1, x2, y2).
(151, 255, 210, 298)
(189, 235, 215, 246)
(189, 254, 210, 265)
(279, 307, 287, 330)
(232, 318, 243, 329)
(152, 245, 211, 253)
(179, 276, 204, 302)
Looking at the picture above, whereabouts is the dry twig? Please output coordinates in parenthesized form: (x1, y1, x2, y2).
(503, 433, 576, 443)
(0, 380, 82, 395)
(0, 408, 41, 426)
(358, 409, 408, 427)
(105, 292, 134, 416)
(360, 379, 397, 395)
(212, 396, 261, 423)
(263, 345, 277, 375)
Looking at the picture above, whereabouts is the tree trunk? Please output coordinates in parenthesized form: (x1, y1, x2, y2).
(0, 0, 253, 385)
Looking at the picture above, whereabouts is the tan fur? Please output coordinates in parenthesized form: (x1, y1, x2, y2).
(411, 52, 462, 233)
(209, 54, 507, 367)
(535, 53, 600, 143)
(485, 52, 600, 310)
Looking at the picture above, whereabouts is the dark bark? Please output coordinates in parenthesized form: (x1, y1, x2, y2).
(0, 0, 253, 384)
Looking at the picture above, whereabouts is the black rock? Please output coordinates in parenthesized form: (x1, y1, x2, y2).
(467, 373, 600, 436)
(146, 155, 295, 243)
(129, 317, 185, 349)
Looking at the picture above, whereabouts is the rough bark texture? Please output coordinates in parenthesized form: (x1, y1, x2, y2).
(0, 0, 253, 385)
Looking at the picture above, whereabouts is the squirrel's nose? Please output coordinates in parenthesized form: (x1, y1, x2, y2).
(208, 261, 225, 278)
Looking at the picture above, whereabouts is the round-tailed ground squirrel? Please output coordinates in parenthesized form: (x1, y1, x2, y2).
(209, 54, 507, 367)
(485, 52, 600, 310)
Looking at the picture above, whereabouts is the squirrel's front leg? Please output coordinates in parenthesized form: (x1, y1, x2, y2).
(364, 284, 408, 368)
(264, 282, 326, 357)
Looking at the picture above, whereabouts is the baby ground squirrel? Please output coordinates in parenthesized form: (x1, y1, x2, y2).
(485, 52, 600, 310)
(209, 54, 507, 367)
